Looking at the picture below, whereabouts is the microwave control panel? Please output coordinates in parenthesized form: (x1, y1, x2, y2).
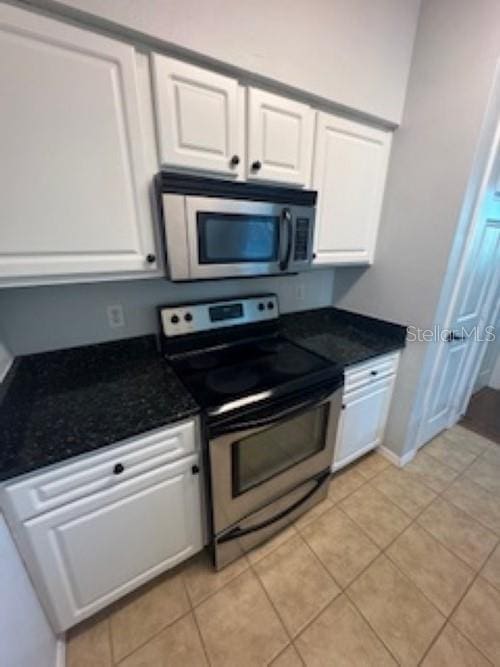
(293, 218, 311, 261)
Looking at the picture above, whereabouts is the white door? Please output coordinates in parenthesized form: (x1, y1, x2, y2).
(333, 376, 394, 470)
(22, 455, 203, 631)
(247, 88, 314, 186)
(0, 4, 158, 284)
(472, 320, 500, 392)
(312, 112, 392, 265)
(418, 149, 500, 445)
(151, 55, 242, 178)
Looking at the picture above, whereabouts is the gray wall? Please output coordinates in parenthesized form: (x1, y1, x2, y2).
(0, 515, 59, 667)
(26, 0, 421, 124)
(334, 0, 500, 455)
(0, 269, 335, 355)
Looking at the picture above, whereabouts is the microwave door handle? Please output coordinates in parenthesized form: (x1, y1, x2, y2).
(279, 208, 293, 271)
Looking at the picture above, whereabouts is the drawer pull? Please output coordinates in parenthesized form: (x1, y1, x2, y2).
(370, 370, 378, 376)
(113, 463, 125, 475)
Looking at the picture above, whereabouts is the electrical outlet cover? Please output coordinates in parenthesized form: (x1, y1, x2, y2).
(107, 304, 125, 328)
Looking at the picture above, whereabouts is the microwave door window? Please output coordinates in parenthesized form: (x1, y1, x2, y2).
(197, 213, 279, 263)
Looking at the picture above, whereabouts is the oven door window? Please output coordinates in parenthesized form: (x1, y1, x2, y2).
(232, 404, 329, 497)
(197, 212, 279, 264)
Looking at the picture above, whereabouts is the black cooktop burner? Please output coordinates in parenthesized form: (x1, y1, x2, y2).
(271, 348, 322, 376)
(168, 334, 342, 417)
(186, 353, 218, 371)
(206, 367, 260, 395)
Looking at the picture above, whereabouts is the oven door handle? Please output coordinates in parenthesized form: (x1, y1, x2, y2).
(217, 470, 330, 544)
(215, 385, 338, 436)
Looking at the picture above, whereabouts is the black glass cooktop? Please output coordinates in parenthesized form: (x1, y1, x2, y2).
(169, 335, 342, 416)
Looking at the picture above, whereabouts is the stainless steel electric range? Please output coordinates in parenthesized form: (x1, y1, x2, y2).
(159, 294, 344, 569)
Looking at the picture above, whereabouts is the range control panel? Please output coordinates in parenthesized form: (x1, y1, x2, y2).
(160, 295, 279, 337)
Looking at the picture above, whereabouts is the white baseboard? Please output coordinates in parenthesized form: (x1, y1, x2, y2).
(56, 636, 66, 667)
(377, 445, 416, 468)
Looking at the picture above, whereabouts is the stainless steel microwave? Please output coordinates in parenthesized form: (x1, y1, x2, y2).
(155, 172, 317, 281)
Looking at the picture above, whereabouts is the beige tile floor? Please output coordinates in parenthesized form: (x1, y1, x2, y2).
(67, 425, 500, 666)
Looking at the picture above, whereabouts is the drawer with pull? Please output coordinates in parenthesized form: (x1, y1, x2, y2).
(1, 418, 197, 522)
(344, 352, 399, 394)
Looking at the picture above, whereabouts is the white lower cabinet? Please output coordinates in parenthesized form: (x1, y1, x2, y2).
(333, 354, 399, 470)
(1, 421, 204, 632)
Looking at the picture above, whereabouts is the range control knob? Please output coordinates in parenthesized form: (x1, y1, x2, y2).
(184, 312, 193, 322)
(170, 314, 180, 324)
(267, 301, 275, 310)
(258, 302, 265, 311)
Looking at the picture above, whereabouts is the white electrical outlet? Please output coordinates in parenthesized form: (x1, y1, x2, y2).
(107, 304, 125, 329)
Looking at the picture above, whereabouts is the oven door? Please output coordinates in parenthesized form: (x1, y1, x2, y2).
(208, 379, 342, 537)
(182, 196, 313, 280)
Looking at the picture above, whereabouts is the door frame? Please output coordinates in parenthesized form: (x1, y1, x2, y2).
(409, 61, 500, 451)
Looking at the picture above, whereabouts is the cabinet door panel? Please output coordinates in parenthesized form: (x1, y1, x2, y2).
(22, 455, 203, 631)
(313, 112, 391, 265)
(334, 376, 394, 469)
(152, 55, 241, 177)
(4, 419, 196, 522)
(247, 88, 314, 186)
(0, 4, 157, 282)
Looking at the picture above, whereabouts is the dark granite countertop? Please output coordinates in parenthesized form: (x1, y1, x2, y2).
(0, 306, 406, 484)
(0, 336, 199, 482)
(281, 307, 407, 367)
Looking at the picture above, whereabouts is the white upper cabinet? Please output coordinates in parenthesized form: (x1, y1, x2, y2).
(0, 4, 158, 284)
(151, 55, 243, 178)
(312, 112, 392, 265)
(247, 88, 314, 186)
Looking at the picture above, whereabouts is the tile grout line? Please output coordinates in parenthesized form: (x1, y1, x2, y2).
(190, 606, 214, 667)
(416, 559, 496, 665)
(416, 435, 499, 666)
(340, 432, 497, 665)
(266, 641, 305, 667)
(106, 615, 116, 666)
(247, 460, 389, 661)
(335, 463, 436, 664)
(228, 436, 493, 663)
(178, 567, 214, 667)
(112, 607, 193, 665)
(247, 560, 295, 661)
(250, 563, 293, 639)
(399, 435, 499, 664)
(101, 433, 496, 666)
(180, 553, 252, 609)
(290, 464, 404, 665)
